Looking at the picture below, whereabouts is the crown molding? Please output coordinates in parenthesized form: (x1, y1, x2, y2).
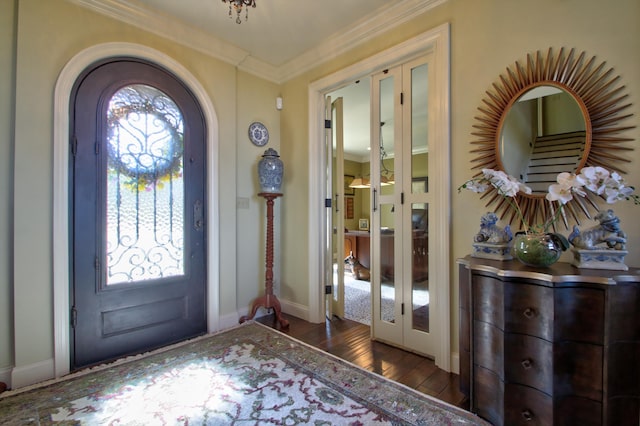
(236, 55, 282, 83)
(277, 0, 448, 82)
(67, 0, 280, 79)
(67, 0, 448, 84)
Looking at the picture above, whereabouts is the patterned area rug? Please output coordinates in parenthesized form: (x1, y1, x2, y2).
(0, 322, 487, 425)
(343, 277, 376, 325)
(344, 275, 429, 328)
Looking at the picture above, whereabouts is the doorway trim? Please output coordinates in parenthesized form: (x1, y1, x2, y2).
(53, 42, 220, 378)
(307, 23, 451, 371)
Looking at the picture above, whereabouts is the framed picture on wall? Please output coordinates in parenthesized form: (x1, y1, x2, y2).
(358, 218, 369, 231)
(345, 196, 354, 219)
(344, 175, 355, 196)
(412, 176, 428, 193)
(412, 177, 428, 209)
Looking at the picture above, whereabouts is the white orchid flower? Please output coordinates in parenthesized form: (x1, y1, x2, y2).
(578, 166, 610, 194)
(517, 181, 533, 195)
(559, 172, 586, 196)
(546, 183, 574, 204)
(479, 169, 529, 197)
(463, 180, 489, 193)
(604, 182, 634, 203)
(460, 166, 638, 235)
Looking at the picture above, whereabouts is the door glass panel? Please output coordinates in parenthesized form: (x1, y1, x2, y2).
(410, 63, 429, 332)
(106, 84, 185, 285)
(379, 203, 395, 323)
(411, 63, 429, 187)
(329, 97, 343, 318)
(411, 202, 429, 332)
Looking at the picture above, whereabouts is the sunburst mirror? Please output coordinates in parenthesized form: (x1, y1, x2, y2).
(470, 47, 635, 229)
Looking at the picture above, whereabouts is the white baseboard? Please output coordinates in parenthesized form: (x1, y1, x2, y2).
(222, 298, 310, 329)
(218, 306, 273, 331)
(11, 358, 55, 389)
(280, 298, 310, 322)
(450, 351, 459, 375)
(218, 310, 243, 331)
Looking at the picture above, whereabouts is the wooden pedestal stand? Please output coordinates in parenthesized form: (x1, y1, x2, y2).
(239, 193, 289, 329)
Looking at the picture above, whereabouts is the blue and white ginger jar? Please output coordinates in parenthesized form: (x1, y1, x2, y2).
(258, 148, 284, 193)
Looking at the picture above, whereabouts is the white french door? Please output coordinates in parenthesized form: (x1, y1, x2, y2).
(324, 96, 346, 319)
(311, 25, 450, 370)
(370, 56, 435, 357)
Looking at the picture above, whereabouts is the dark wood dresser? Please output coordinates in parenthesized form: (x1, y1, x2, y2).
(457, 256, 640, 426)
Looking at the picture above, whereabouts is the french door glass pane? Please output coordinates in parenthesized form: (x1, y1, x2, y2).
(411, 202, 429, 332)
(411, 63, 428, 184)
(106, 84, 185, 285)
(379, 203, 395, 323)
(379, 75, 395, 193)
(410, 63, 429, 332)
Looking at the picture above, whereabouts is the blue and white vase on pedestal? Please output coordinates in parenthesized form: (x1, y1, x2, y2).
(258, 148, 284, 193)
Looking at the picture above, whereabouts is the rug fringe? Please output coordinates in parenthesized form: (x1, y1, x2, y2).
(250, 321, 464, 412)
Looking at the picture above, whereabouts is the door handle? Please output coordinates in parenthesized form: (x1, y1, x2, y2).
(373, 187, 378, 212)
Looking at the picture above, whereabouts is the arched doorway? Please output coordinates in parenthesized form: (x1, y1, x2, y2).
(53, 43, 220, 377)
(70, 58, 207, 368)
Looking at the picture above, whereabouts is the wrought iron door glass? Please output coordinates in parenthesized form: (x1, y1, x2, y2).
(106, 84, 185, 284)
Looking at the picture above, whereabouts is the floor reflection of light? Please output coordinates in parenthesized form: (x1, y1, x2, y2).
(49, 344, 401, 426)
(339, 266, 430, 306)
(51, 361, 244, 424)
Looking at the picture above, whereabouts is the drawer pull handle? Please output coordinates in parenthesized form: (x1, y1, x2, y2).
(521, 359, 533, 369)
(523, 307, 535, 319)
(522, 409, 533, 421)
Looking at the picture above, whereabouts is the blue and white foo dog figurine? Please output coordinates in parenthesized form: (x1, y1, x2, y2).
(568, 209, 628, 270)
(471, 212, 513, 260)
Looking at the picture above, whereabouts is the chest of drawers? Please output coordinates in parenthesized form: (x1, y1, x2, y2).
(458, 257, 640, 425)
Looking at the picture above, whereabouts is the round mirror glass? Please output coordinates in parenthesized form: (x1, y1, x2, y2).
(499, 85, 587, 195)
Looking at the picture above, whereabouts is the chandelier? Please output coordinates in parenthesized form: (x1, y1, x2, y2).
(349, 122, 394, 189)
(222, 0, 256, 24)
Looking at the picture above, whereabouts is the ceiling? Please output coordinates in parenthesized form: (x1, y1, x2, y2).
(126, 0, 396, 66)
(70, 0, 443, 158)
(71, 0, 445, 82)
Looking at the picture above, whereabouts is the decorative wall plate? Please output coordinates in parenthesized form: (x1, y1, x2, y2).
(248, 122, 269, 146)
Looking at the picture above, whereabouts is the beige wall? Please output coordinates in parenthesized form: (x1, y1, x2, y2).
(2, 0, 280, 381)
(279, 0, 640, 352)
(235, 70, 282, 309)
(2, 0, 639, 386)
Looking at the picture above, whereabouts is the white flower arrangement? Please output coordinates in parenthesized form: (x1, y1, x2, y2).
(459, 166, 639, 235)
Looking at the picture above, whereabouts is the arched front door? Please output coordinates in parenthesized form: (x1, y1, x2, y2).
(70, 59, 207, 369)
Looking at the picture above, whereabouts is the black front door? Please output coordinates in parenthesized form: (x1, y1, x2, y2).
(70, 59, 207, 369)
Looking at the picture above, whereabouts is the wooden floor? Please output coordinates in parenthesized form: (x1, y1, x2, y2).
(256, 312, 470, 410)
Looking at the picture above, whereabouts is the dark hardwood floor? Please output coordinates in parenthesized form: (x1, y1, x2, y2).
(256, 312, 470, 411)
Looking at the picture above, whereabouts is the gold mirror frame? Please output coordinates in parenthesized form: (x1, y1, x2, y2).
(470, 47, 635, 229)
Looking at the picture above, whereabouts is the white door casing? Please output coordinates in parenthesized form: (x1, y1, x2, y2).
(307, 24, 451, 371)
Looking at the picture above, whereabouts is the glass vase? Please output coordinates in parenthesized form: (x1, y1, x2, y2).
(513, 233, 562, 267)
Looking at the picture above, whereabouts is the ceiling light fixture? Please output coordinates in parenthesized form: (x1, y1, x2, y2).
(349, 177, 370, 189)
(349, 122, 394, 189)
(222, 0, 256, 24)
(379, 122, 394, 185)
